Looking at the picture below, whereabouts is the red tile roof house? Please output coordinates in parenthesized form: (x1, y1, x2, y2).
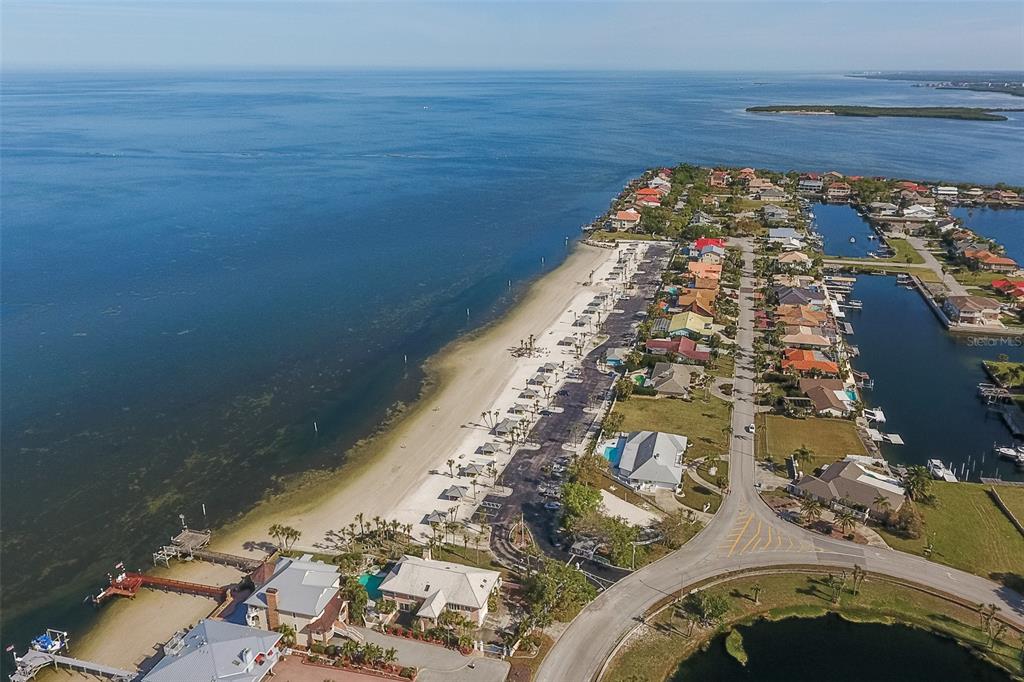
(610, 209, 641, 231)
(963, 249, 1019, 273)
(991, 279, 1024, 302)
(645, 337, 711, 363)
(636, 187, 663, 199)
(942, 296, 1004, 326)
(781, 349, 840, 376)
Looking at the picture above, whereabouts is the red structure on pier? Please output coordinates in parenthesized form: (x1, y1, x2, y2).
(93, 565, 227, 604)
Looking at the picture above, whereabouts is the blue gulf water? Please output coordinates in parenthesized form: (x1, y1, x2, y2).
(848, 276, 1024, 481)
(813, 203, 878, 257)
(3, 71, 1024, 653)
(951, 207, 1024, 262)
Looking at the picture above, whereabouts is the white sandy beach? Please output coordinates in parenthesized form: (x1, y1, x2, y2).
(68, 240, 649, 672)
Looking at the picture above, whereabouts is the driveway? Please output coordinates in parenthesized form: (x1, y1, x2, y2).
(341, 627, 510, 682)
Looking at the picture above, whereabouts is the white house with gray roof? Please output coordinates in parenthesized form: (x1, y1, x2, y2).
(245, 556, 346, 644)
(143, 619, 281, 682)
(616, 431, 689, 491)
(378, 554, 501, 626)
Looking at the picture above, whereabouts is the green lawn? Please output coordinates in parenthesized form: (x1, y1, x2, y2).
(603, 572, 1024, 682)
(950, 268, 1007, 287)
(614, 395, 731, 461)
(707, 353, 736, 379)
(678, 470, 722, 514)
(886, 238, 925, 264)
(983, 360, 1024, 389)
(756, 414, 868, 473)
(697, 457, 729, 487)
(877, 482, 1024, 583)
(992, 485, 1024, 524)
(589, 230, 663, 242)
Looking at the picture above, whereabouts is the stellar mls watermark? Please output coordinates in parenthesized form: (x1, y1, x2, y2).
(965, 336, 1024, 347)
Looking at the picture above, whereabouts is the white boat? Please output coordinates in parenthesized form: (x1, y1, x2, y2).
(849, 236, 856, 243)
(994, 445, 1024, 466)
(926, 459, 958, 482)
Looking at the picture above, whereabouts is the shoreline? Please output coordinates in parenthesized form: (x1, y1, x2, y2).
(67, 238, 627, 670)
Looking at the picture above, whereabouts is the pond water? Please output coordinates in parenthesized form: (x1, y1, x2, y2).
(847, 275, 1024, 481)
(951, 207, 1024, 263)
(812, 203, 878, 258)
(672, 613, 1011, 681)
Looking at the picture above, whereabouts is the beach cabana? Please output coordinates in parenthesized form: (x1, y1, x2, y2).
(440, 486, 468, 501)
(463, 463, 487, 477)
(424, 510, 449, 525)
(479, 442, 500, 455)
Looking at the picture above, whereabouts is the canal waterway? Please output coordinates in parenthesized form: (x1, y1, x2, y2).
(812, 202, 878, 258)
(847, 275, 1024, 481)
(671, 613, 1012, 681)
(951, 207, 1024, 263)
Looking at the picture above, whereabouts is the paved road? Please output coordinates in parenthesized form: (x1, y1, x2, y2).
(487, 242, 674, 580)
(823, 236, 966, 296)
(536, 238, 1024, 682)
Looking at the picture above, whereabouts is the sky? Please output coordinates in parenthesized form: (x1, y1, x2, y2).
(2, 1, 1023, 72)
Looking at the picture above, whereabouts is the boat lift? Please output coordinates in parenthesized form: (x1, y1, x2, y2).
(863, 408, 887, 424)
(8, 629, 135, 682)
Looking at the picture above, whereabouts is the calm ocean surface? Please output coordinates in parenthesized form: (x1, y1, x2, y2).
(3, 71, 1024, 649)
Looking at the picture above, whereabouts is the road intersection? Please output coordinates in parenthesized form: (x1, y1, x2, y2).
(536, 237, 1024, 682)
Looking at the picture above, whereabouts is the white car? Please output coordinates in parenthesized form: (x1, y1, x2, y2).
(745, 423, 755, 434)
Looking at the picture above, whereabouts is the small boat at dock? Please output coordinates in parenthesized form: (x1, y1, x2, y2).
(993, 444, 1024, 467)
(927, 459, 958, 482)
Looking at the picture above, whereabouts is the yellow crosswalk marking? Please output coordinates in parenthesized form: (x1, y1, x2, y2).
(740, 519, 762, 554)
(727, 514, 754, 557)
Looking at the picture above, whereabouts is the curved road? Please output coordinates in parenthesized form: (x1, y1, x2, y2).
(536, 238, 1024, 682)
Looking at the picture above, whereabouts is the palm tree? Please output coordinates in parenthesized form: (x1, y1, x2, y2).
(356, 512, 365, 536)
(872, 492, 892, 515)
(274, 623, 297, 647)
(792, 445, 814, 467)
(903, 465, 932, 501)
(446, 458, 456, 478)
(799, 497, 823, 524)
(835, 508, 857, 536)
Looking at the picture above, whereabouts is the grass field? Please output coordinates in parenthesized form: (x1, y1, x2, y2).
(614, 395, 732, 461)
(877, 482, 1024, 583)
(678, 470, 722, 514)
(886, 237, 926, 264)
(755, 413, 868, 472)
(992, 485, 1024, 525)
(603, 572, 1024, 682)
(983, 360, 1024, 389)
(697, 457, 729, 486)
(589, 230, 663, 242)
(950, 268, 1007, 287)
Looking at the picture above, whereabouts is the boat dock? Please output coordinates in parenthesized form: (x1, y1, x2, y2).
(866, 428, 903, 445)
(93, 568, 229, 604)
(863, 408, 886, 423)
(153, 528, 262, 571)
(9, 631, 135, 682)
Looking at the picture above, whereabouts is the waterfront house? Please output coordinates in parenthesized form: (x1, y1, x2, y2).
(790, 459, 904, 520)
(776, 304, 829, 327)
(669, 311, 714, 338)
(378, 554, 501, 627)
(775, 251, 812, 269)
(768, 227, 804, 250)
(932, 217, 958, 232)
(245, 556, 346, 646)
(648, 176, 672, 191)
(797, 176, 823, 193)
(615, 430, 688, 491)
(896, 181, 929, 194)
(738, 167, 757, 181)
(799, 378, 854, 417)
(825, 182, 851, 201)
(963, 249, 1019, 273)
(762, 204, 791, 224)
(987, 189, 1020, 205)
(902, 204, 937, 220)
(943, 295, 1003, 325)
(867, 202, 898, 216)
(143, 619, 282, 682)
(774, 285, 827, 308)
(932, 186, 959, 199)
(781, 349, 839, 376)
(611, 210, 641, 231)
(637, 196, 662, 208)
(649, 362, 691, 397)
(962, 187, 985, 201)
(780, 330, 832, 350)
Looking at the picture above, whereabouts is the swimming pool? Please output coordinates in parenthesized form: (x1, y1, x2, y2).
(603, 445, 622, 466)
(358, 572, 384, 600)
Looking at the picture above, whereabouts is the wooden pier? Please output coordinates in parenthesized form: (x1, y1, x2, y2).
(10, 650, 135, 682)
(153, 528, 262, 571)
